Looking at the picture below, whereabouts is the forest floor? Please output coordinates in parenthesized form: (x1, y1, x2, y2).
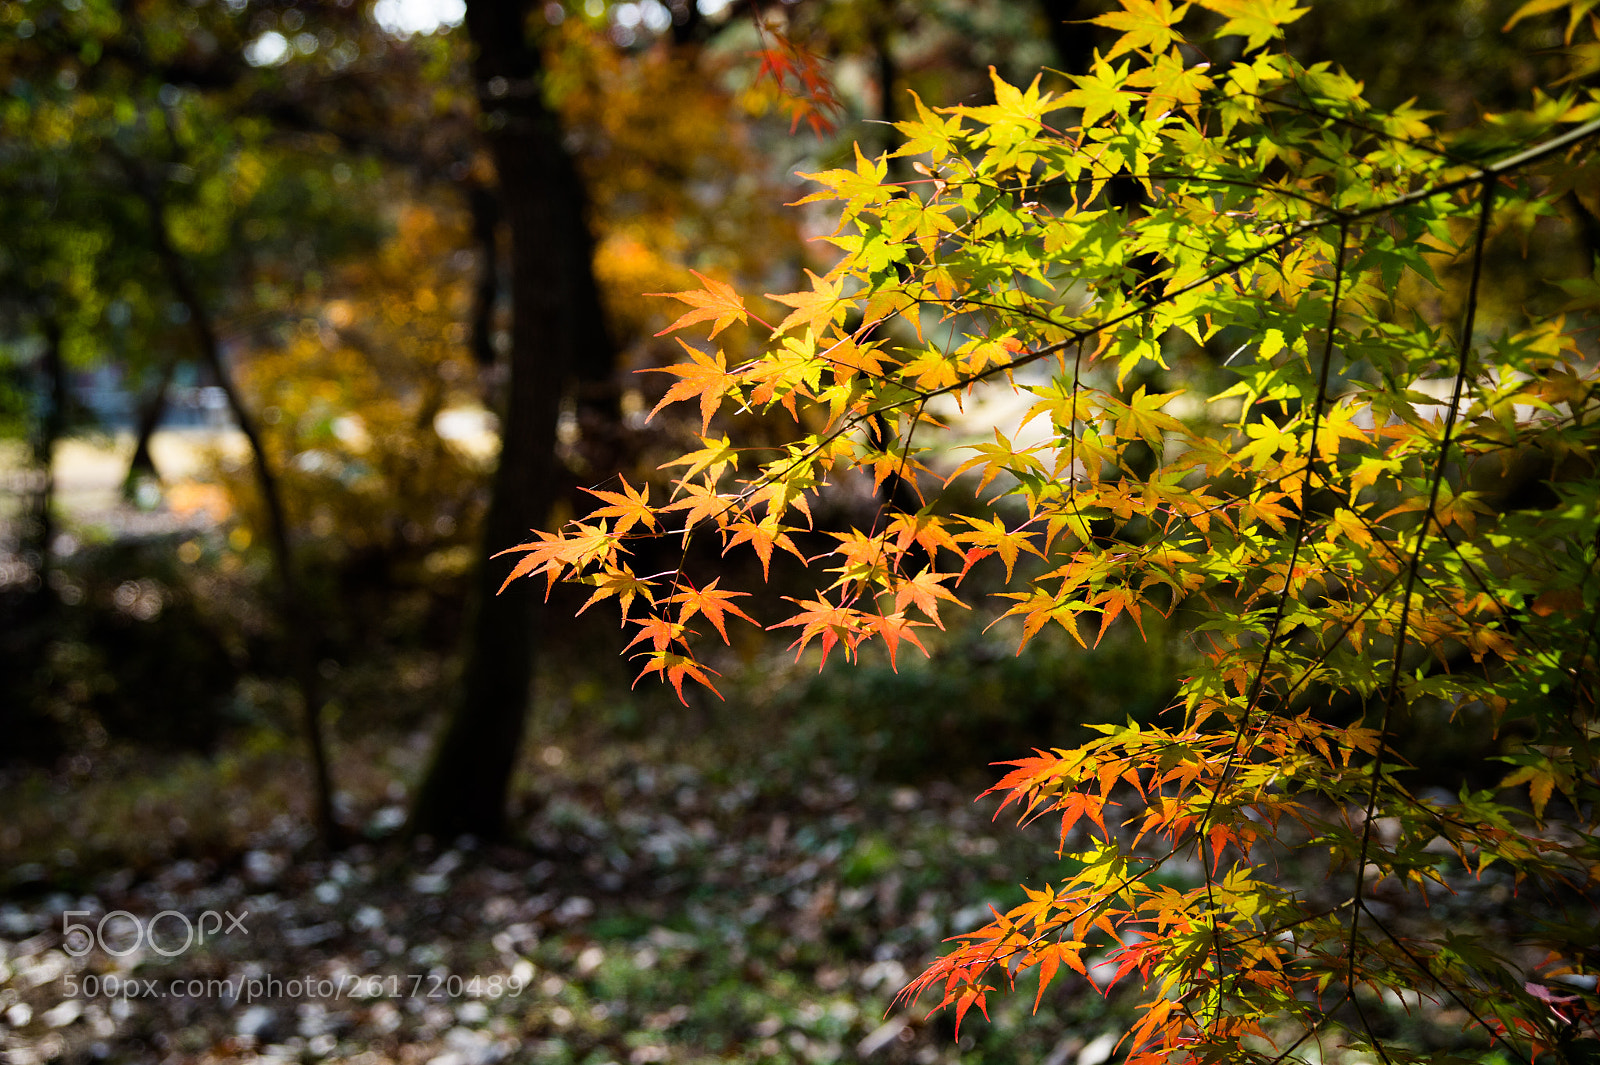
(0, 733, 1125, 1065)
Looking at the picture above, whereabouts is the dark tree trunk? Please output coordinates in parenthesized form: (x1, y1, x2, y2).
(1038, 0, 1095, 76)
(466, 182, 501, 368)
(123, 356, 178, 499)
(27, 317, 67, 602)
(869, 1, 904, 167)
(668, 0, 703, 46)
(410, 0, 614, 841)
(1, 316, 67, 758)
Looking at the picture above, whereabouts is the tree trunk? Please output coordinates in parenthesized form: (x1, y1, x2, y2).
(26, 317, 67, 604)
(410, 0, 614, 841)
(122, 355, 178, 500)
(466, 182, 500, 368)
(0, 316, 67, 758)
(1038, 0, 1094, 76)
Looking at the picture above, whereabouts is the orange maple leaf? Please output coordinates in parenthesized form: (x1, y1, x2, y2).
(574, 565, 655, 622)
(765, 269, 844, 338)
(951, 987, 991, 1040)
(660, 481, 737, 533)
(667, 578, 758, 643)
(647, 270, 750, 339)
(494, 521, 621, 597)
(955, 515, 1043, 581)
(751, 37, 844, 137)
(864, 611, 930, 670)
(640, 339, 739, 433)
(1031, 940, 1089, 1012)
(891, 568, 965, 629)
(724, 518, 806, 579)
(581, 478, 655, 536)
(658, 433, 739, 485)
(632, 649, 724, 704)
(885, 510, 961, 560)
(623, 615, 686, 655)
(769, 595, 867, 668)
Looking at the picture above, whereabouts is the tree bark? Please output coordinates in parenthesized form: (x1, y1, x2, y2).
(410, 0, 614, 841)
(466, 182, 501, 368)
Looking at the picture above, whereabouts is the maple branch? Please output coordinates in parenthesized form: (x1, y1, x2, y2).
(1349, 172, 1496, 1035)
(868, 114, 1600, 419)
(1363, 909, 1535, 1065)
(1238, 85, 1474, 166)
(1199, 221, 1349, 1026)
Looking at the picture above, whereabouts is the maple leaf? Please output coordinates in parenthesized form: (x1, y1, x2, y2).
(494, 521, 621, 597)
(863, 610, 930, 669)
(792, 142, 894, 214)
(751, 35, 844, 137)
(724, 518, 806, 579)
(581, 478, 655, 536)
(623, 615, 686, 655)
(1061, 57, 1137, 128)
(661, 481, 737, 534)
(640, 339, 739, 433)
(744, 334, 824, 416)
(891, 568, 965, 629)
(886, 510, 962, 560)
(1031, 940, 1090, 1012)
(765, 269, 845, 338)
(997, 586, 1088, 649)
(1194, 0, 1309, 52)
(574, 565, 655, 622)
(949, 430, 1050, 497)
(951, 987, 991, 1040)
(1110, 386, 1187, 448)
(1091, 0, 1191, 60)
(646, 270, 750, 339)
(1010, 883, 1063, 935)
(1125, 47, 1213, 121)
(769, 595, 867, 668)
(659, 433, 739, 486)
(667, 579, 757, 644)
(633, 649, 724, 704)
(819, 335, 888, 385)
(899, 347, 961, 392)
(1091, 586, 1147, 646)
(1499, 759, 1565, 821)
(825, 527, 894, 589)
(955, 516, 1044, 582)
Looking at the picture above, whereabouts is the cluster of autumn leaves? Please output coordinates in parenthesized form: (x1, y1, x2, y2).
(500, 0, 1600, 1060)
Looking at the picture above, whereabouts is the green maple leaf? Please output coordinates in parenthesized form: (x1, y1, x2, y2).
(1061, 58, 1138, 128)
(1091, 0, 1191, 60)
(1196, 0, 1309, 52)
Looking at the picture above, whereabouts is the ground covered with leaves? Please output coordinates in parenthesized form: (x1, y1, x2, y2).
(0, 732, 1134, 1065)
